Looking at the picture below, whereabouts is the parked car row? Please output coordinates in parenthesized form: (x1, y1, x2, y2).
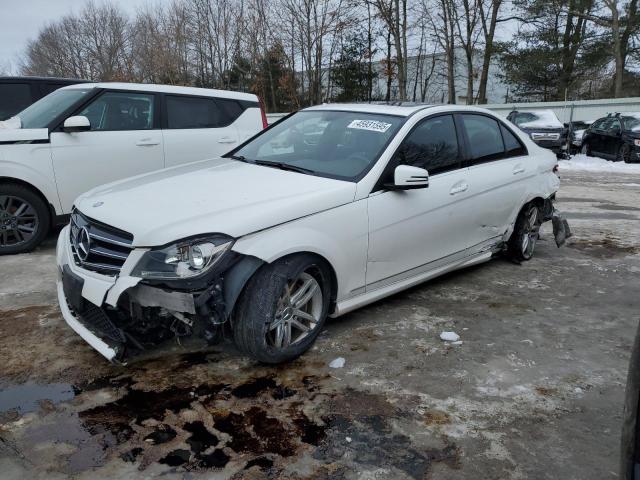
(507, 108, 640, 163)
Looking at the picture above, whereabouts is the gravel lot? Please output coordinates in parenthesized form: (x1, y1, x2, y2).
(0, 167, 638, 480)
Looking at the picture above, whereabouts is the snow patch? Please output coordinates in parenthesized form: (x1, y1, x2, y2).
(440, 331, 460, 342)
(329, 357, 345, 369)
(559, 154, 640, 173)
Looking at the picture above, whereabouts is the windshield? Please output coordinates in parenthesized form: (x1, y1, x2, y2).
(17, 88, 92, 129)
(229, 110, 405, 181)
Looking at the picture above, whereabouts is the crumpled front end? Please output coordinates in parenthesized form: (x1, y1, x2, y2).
(56, 212, 260, 364)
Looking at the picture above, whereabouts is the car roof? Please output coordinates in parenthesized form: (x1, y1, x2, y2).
(0, 76, 89, 84)
(304, 103, 500, 117)
(61, 82, 258, 102)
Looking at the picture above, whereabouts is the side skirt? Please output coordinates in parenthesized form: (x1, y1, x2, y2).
(331, 238, 500, 317)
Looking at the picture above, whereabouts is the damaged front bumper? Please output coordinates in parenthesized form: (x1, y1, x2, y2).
(55, 226, 237, 364)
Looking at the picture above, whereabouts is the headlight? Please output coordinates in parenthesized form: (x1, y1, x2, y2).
(634, 139, 640, 147)
(131, 235, 234, 280)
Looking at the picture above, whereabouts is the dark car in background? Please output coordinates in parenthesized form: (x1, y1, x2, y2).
(507, 109, 568, 158)
(582, 113, 640, 163)
(566, 119, 594, 154)
(0, 76, 89, 121)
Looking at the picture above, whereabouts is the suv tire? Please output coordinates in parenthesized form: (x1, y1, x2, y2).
(618, 144, 632, 163)
(508, 203, 541, 262)
(0, 183, 50, 255)
(233, 254, 331, 364)
(581, 142, 591, 156)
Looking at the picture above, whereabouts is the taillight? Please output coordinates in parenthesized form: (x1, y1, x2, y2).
(258, 97, 268, 129)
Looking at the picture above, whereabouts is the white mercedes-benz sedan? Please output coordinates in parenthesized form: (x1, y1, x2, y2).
(56, 103, 569, 364)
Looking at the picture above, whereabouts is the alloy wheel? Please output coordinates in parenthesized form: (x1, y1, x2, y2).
(267, 271, 323, 349)
(0, 195, 39, 247)
(521, 207, 539, 259)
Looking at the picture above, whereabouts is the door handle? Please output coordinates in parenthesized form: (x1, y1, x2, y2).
(449, 182, 468, 195)
(136, 138, 159, 146)
(218, 137, 237, 144)
(513, 166, 525, 174)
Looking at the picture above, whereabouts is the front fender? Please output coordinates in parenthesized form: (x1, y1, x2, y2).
(231, 201, 368, 301)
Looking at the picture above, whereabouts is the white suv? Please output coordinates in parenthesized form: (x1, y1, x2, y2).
(0, 82, 266, 254)
(56, 104, 569, 365)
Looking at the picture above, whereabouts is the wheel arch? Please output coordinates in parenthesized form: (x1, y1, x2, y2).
(0, 175, 57, 224)
(224, 250, 339, 318)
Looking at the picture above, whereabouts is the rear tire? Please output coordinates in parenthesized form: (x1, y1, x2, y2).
(0, 183, 50, 255)
(508, 203, 541, 262)
(233, 254, 331, 364)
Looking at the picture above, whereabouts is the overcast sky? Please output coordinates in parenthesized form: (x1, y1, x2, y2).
(0, 0, 170, 72)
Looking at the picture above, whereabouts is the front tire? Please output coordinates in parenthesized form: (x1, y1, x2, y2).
(233, 254, 331, 364)
(508, 203, 541, 262)
(581, 142, 591, 156)
(0, 183, 50, 255)
(618, 144, 632, 163)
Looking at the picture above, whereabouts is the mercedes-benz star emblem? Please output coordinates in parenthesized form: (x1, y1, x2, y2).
(77, 227, 91, 261)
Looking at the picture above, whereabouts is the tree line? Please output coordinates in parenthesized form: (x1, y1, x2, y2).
(19, 0, 640, 111)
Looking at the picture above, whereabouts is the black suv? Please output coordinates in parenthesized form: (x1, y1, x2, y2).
(507, 109, 568, 157)
(0, 76, 89, 121)
(582, 113, 640, 163)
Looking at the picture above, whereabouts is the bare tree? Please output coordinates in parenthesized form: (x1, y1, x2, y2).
(476, 0, 503, 104)
(368, 0, 408, 100)
(453, 0, 482, 104)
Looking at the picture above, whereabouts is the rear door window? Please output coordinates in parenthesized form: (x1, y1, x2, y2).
(0, 83, 33, 120)
(461, 114, 505, 163)
(165, 95, 242, 129)
(396, 114, 461, 175)
(500, 124, 526, 157)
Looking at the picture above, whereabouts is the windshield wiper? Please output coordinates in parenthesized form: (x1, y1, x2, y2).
(227, 154, 252, 163)
(254, 160, 316, 175)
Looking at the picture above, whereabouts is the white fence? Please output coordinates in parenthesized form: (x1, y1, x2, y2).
(266, 97, 640, 124)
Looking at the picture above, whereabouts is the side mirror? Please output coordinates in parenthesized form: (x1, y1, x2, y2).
(63, 116, 90, 133)
(385, 165, 429, 190)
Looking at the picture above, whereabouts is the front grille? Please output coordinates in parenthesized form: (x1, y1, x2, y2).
(70, 211, 133, 275)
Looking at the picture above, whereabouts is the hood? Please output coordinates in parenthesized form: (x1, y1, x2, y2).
(0, 128, 48, 142)
(518, 111, 564, 129)
(75, 158, 357, 246)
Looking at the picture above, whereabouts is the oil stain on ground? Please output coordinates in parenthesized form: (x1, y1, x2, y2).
(2, 355, 461, 478)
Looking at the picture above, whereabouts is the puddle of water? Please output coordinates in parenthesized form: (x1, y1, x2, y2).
(185, 421, 219, 453)
(160, 449, 191, 467)
(0, 382, 76, 415)
(144, 425, 176, 445)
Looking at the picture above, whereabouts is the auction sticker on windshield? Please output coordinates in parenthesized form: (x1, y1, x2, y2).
(347, 119, 392, 133)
